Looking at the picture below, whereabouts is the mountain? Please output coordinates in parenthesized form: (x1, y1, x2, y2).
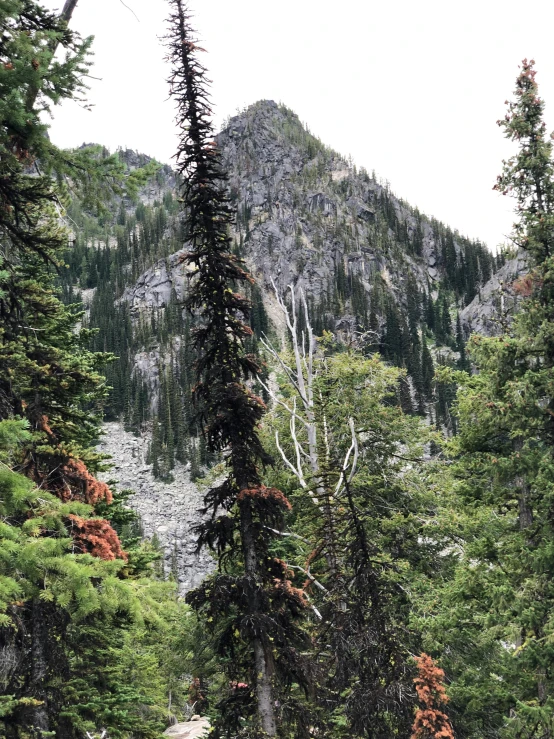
(123, 100, 501, 330)
(61, 101, 511, 589)
(218, 100, 494, 313)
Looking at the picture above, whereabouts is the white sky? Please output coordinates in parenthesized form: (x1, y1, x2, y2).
(41, 0, 554, 252)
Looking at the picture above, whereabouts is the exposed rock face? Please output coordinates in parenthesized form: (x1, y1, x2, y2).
(461, 253, 527, 336)
(121, 248, 189, 313)
(122, 101, 489, 323)
(98, 422, 214, 593)
(219, 100, 453, 304)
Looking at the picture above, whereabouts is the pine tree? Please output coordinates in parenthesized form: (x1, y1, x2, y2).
(421, 338, 435, 399)
(455, 312, 469, 371)
(406, 275, 421, 347)
(440, 293, 452, 342)
(411, 655, 454, 739)
(425, 292, 436, 332)
(263, 322, 435, 736)
(382, 301, 403, 363)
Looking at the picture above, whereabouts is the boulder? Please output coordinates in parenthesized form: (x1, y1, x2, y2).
(163, 717, 210, 738)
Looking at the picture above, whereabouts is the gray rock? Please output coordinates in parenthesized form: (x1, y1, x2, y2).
(98, 422, 214, 594)
(461, 253, 527, 336)
(163, 718, 210, 739)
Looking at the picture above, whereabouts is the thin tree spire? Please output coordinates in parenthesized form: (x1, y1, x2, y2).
(166, 2, 311, 735)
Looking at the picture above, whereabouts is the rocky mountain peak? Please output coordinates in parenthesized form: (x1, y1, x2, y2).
(68, 102, 509, 590)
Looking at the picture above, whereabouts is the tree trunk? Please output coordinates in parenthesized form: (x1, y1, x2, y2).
(19, 600, 50, 736)
(25, 0, 80, 113)
(239, 500, 277, 736)
(60, 0, 79, 22)
(513, 438, 533, 532)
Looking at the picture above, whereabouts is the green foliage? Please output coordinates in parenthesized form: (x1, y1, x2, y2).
(261, 334, 439, 736)
(0, 418, 192, 736)
(0, 5, 203, 737)
(167, 5, 313, 735)
(416, 60, 554, 739)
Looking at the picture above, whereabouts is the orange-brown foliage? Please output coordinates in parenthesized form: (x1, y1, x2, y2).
(68, 515, 127, 561)
(188, 677, 205, 704)
(237, 485, 292, 511)
(36, 414, 55, 439)
(513, 273, 541, 297)
(242, 387, 266, 411)
(411, 654, 454, 739)
(273, 578, 307, 609)
(58, 458, 113, 505)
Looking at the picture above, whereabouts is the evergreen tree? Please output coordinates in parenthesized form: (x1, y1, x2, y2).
(423, 60, 554, 737)
(425, 291, 436, 332)
(264, 330, 437, 736)
(406, 275, 421, 346)
(166, 4, 311, 734)
(455, 312, 469, 371)
(440, 293, 452, 342)
(0, 8, 176, 734)
(421, 338, 435, 398)
(382, 301, 403, 363)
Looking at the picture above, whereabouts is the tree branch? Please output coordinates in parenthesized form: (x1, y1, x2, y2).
(287, 564, 328, 594)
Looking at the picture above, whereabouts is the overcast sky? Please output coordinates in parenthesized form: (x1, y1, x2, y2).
(41, 0, 554, 252)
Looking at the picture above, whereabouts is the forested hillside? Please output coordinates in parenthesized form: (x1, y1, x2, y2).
(2, 1, 554, 738)
(58, 101, 511, 485)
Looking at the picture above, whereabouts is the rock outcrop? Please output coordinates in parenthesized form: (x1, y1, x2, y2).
(461, 253, 527, 336)
(218, 100, 471, 307)
(122, 101, 493, 326)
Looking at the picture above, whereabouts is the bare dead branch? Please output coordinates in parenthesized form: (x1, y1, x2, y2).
(287, 564, 328, 594)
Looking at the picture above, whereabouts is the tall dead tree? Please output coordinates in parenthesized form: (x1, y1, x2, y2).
(166, 3, 311, 736)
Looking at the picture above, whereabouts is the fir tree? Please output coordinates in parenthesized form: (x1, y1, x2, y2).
(455, 312, 469, 371)
(421, 338, 435, 398)
(425, 61, 554, 736)
(166, 4, 311, 734)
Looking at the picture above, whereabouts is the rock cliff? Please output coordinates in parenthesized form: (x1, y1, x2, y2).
(461, 252, 527, 336)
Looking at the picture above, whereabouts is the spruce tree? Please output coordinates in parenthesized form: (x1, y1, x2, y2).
(0, 8, 169, 732)
(455, 312, 469, 371)
(421, 338, 435, 399)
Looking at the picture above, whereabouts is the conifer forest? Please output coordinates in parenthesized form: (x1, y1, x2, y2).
(2, 0, 554, 737)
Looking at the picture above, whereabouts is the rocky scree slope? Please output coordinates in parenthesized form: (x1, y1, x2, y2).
(98, 422, 214, 592)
